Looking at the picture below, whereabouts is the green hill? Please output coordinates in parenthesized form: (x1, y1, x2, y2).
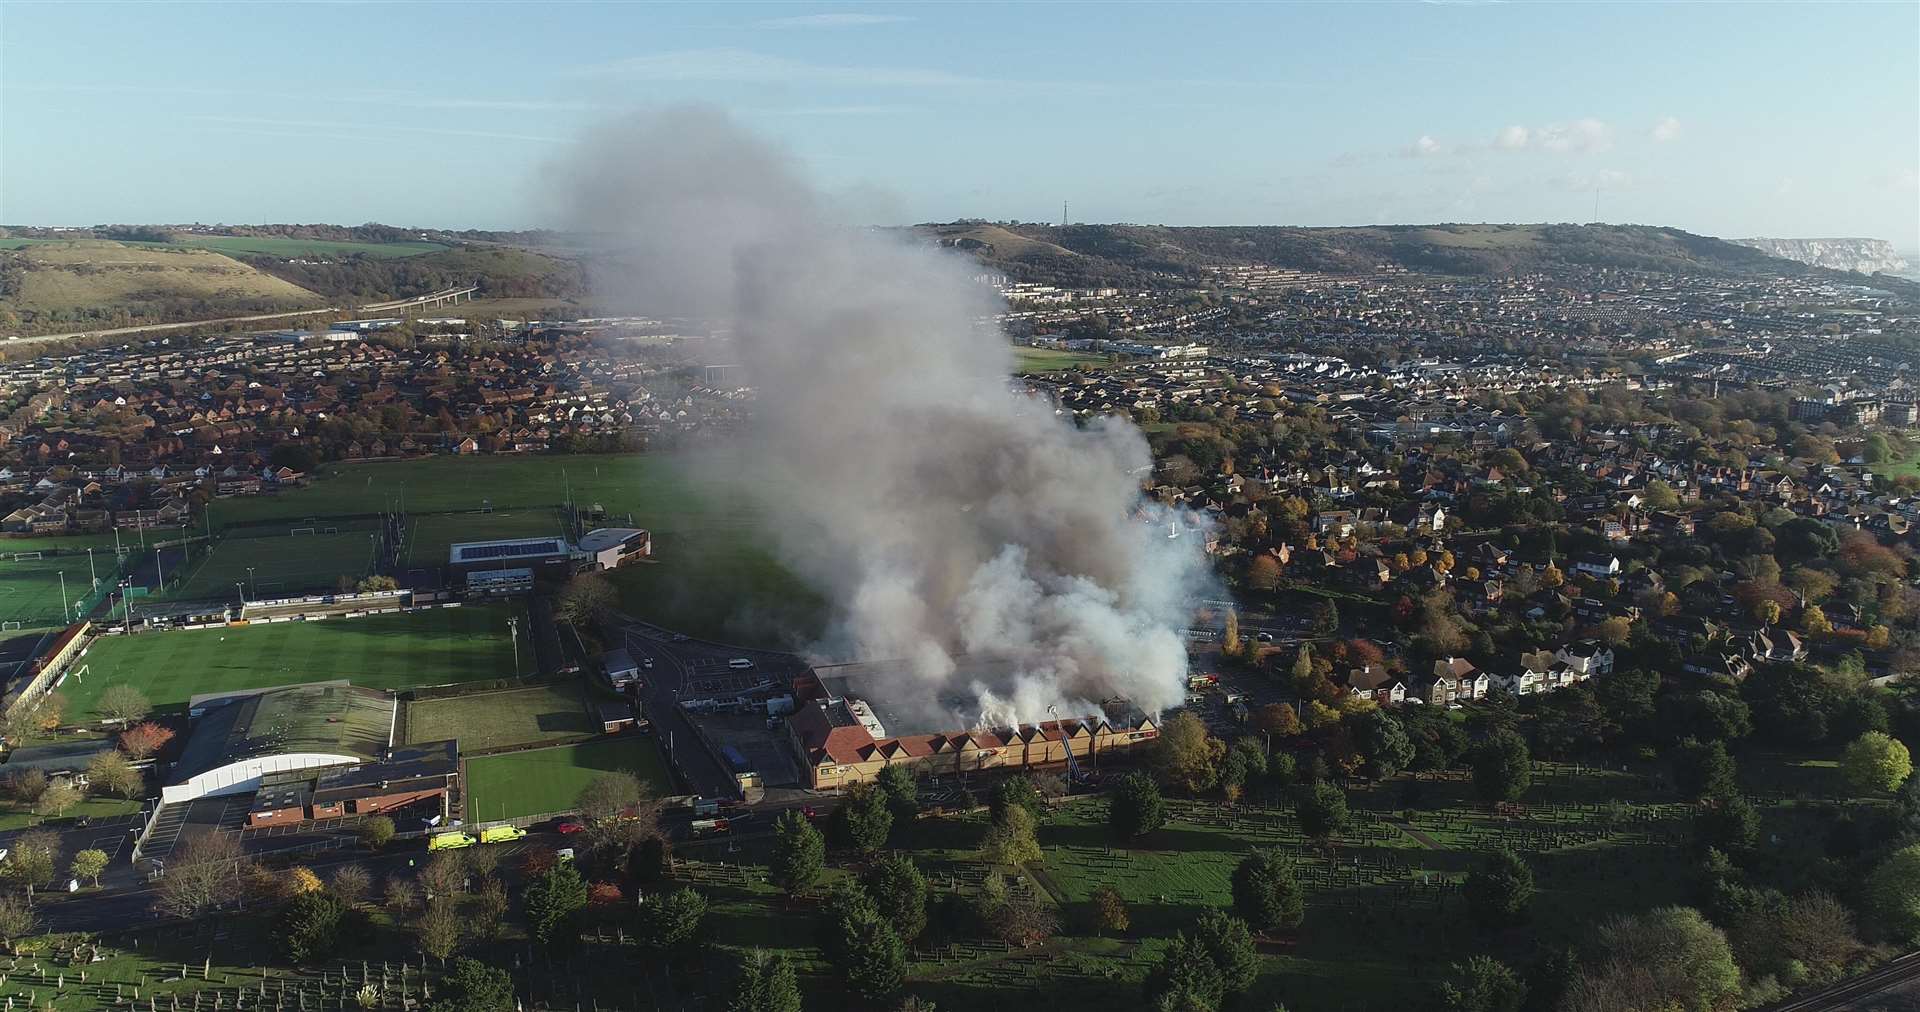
(914, 221, 1920, 298)
(0, 240, 326, 333)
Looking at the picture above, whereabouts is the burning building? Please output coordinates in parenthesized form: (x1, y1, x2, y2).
(786, 662, 1160, 791)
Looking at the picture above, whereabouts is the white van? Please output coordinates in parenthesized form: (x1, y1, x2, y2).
(728, 658, 754, 670)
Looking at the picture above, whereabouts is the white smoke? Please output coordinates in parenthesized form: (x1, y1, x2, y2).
(555, 107, 1213, 727)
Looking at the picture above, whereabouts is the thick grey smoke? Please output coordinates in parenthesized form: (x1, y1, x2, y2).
(557, 107, 1212, 727)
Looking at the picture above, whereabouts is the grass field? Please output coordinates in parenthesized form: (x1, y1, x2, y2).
(404, 509, 565, 571)
(0, 553, 94, 627)
(65, 604, 525, 720)
(463, 736, 672, 821)
(0, 794, 141, 832)
(169, 530, 379, 601)
(205, 452, 823, 646)
(1014, 347, 1112, 372)
(407, 681, 594, 752)
(1, 240, 323, 321)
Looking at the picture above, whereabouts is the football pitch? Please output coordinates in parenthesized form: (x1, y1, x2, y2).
(169, 530, 379, 601)
(65, 604, 527, 720)
(406, 681, 595, 753)
(403, 510, 564, 571)
(0, 553, 96, 628)
(464, 736, 673, 822)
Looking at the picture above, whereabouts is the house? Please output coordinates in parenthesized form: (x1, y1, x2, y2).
(1556, 641, 1615, 678)
(1343, 665, 1406, 706)
(1572, 555, 1621, 579)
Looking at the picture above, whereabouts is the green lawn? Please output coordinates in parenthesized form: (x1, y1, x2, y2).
(65, 604, 525, 720)
(0, 554, 94, 627)
(463, 735, 672, 822)
(404, 509, 565, 570)
(407, 681, 594, 753)
(604, 529, 826, 647)
(167, 530, 379, 601)
(1014, 346, 1112, 372)
(0, 794, 141, 832)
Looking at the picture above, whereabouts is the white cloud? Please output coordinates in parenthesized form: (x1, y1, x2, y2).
(1404, 134, 1444, 157)
(1537, 118, 1613, 153)
(1650, 116, 1682, 142)
(572, 48, 989, 88)
(1494, 124, 1530, 149)
(756, 12, 913, 29)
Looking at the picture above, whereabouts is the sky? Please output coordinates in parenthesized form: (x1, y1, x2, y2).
(2, 1, 1916, 245)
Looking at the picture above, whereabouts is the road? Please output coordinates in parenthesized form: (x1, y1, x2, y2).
(7, 306, 343, 346)
(1759, 952, 1920, 1011)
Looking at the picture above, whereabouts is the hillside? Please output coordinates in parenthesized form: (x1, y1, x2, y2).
(0, 240, 326, 334)
(914, 221, 1920, 297)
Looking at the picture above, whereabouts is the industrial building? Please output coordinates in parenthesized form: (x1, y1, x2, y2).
(447, 536, 575, 586)
(785, 664, 1160, 791)
(246, 740, 458, 828)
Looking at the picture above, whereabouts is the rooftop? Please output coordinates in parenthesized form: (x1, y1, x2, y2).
(173, 681, 394, 787)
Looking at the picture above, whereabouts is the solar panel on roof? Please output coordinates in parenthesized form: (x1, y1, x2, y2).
(457, 540, 563, 561)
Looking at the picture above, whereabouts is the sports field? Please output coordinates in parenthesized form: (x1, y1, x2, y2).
(0, 553, 93, 628)
(463, 736, 672, 822)
(1014, 346, 1112, 372)
(404, 510, 565, 570)
(169, 529, 379, 601)
(65, 604, 525, 720)
(406, 681, 594, 753)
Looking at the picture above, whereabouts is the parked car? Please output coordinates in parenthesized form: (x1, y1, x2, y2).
(554, 821, 584, 835)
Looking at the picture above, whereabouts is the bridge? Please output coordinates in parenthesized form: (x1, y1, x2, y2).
(358, 284, 479, 314)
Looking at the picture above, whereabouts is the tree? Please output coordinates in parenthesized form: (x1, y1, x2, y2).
(575, 770, 657, 854)
(523, 861, 589, 946)
(1109, 772, 1166, 839)
(1232, 847, 1304, 932)
(1594, 616, 1632, 647)
(275, 889, 355, 963)
(356, 575, 399, 592)
(69, 848, 108, 888)
(1154, 711, 1226, 795)
(1090, 883, 1130, 936)
(419, 852, 466, 901)
(727, 950, 802, 1012)
(1695, 795, 1760, 857)
(154, 832, 244, 918)
(286, 866, 324, 895)
(469, 877, 510, 940)
(2, 769, 47, 806)
(1673, 738, 1737, 800)
(96, 684, 152, 724)
(1190, 910, 1259, 996)
(1220, 737, 1268, 797)
(0, 894, 36, 950)
(1562, 907, 1739, 1012)
(984, 804, 1042, 866)
(989, 775, 1042, 825)
(384, 876, 419, 916)
(329, 863, 371, 907)
(1464, 848, 1534, 930)
(85, 749, 144, 799)
(1472, 731, 1531, 805)
(770, 808, 825, 898)
(1355, 710, 1414, 780)
(1438, 956, 1526, 1012)
(832, 784, 893, 854)
(118, 721, 174, 759)
(1641, 480, 1680, 511)
(1867, 844, 1920, 943)
(1296, 781, 1349, 840)
(414, 899, 463, 963)
(1253, 702, 1303, 740)
(1224, 608, 1241, 655)
(1, 829, 57, 896)
(875, 763, 920, 821)
(862, 854, 928, 942)
(428, 958, 515, 1012)
(554, 573, 617, 625)
(1841, 731, 1913, 795)
(638, 886, 707, 951)
(359, 815, 396, 850)
(838, 904, 906, 1002)
(34, 781, 82, 818)
(1143, 932, 1226, 1011)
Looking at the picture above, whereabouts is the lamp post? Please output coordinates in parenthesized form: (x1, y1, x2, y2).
(87, 548, 97, 587)
(246, 566, 256, 600)
(59, 571, 69, 623)
(236, 582, 246, 610)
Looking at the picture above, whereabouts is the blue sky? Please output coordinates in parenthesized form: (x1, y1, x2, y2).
(3, 2, 1916, 245)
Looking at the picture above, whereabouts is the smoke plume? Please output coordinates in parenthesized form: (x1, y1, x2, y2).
(556, 107, 1213, 727)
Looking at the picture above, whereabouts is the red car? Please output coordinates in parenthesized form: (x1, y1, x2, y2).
(553, 821, 584, 835)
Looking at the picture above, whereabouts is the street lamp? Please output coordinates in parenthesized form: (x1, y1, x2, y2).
(246, 566, 256, 600)
(236, 582, 246, 610)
